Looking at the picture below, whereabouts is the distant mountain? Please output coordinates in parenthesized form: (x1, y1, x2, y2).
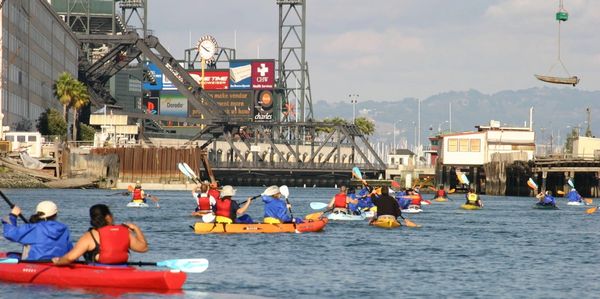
(312, 87, 599, 148)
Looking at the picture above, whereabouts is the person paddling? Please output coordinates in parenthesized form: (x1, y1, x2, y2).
(52, 204, 147, 265)
(434, 185, 448, 200)
(465, 188, 483, 207)
(131, 181, 147, 204)
(213, 185, 254, 224)
(327, 186, 358, 215)
(2, 201, 72, 260)
(262, 185, 302, 224)
(191, 182, 216, 217)
(369, 186, 401, 224)
(566, 188, 583, 204)
(536, 191, 556, 207)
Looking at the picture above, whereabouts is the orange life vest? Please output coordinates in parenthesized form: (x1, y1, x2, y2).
(334, 193, 347, 208)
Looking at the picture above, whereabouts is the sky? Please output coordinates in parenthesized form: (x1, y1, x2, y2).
(147, 0, 600, 103)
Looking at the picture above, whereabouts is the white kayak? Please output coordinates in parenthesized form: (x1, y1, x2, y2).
(402, 206, 423, 214)
(126, 202, 149, 208)
(567, 201, 586, 206)
(327, 210, 374, 221)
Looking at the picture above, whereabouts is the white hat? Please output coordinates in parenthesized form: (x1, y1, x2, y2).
(221, 185, 236, 197)
(36, 201, 58, 219)
(263, 185, 280, 196)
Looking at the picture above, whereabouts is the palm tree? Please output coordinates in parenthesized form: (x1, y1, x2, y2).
(53, 72, 90, 141)
(70, 81, 90, 141)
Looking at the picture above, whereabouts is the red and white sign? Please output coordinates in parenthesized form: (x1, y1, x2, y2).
(189, 70, 230, 90)
(251, 60, 274, 89)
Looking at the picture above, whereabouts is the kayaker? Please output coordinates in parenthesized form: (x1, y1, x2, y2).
(395, 189, 412, 210)
(346, 187, 361, 215)
(408, 189, 424, 207)
(191, 182, 216, 217)
(356, 185, 374, 212)
(213, 185, 254, 224)
(262, 185, 302, 224)
(465, 189, 483, 207)
(327, 186, 358, 215)
(131, 181, 146, 204)
(566, 188, 583, 204)
(369, 186, 401, 222)
(208, 182, 221, 201)
(434, 185, 448, 200)
(52, 204, 148, 265)
(2, 201, 73, 260)
(536, 191, 556, 206)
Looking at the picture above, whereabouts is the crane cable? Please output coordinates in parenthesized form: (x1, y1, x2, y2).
(550, 0, 571, 76)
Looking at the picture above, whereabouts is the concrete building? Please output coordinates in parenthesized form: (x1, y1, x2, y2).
(437, 120, 535, 191)
(573, 136, 600, 159)
(0, 0, 79, 135)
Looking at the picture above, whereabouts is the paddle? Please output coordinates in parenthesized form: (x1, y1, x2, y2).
(0, 190, 29, 223)
(399, 214, 421, 228)
(280, 185, 296, 226)
(0, 257, 209, 273)
(178, 162, 198, 184)
(586, 206, 598, 214)
(352, 167, 368, 186)
(149, 195, 160, 208)
(182, 162, 201, 183)
(567, 178, 575, 189)
(310, 202, 328, 210)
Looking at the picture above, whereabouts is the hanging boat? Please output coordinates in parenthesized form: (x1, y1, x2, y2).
(534, 74, 579, 86)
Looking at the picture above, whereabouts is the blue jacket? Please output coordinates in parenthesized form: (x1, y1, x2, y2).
(543, 195, 556, 205)
(566, 190, 582, 202)
(347, 193, 359, 212)
(2, 214, 73, 260)
(396, 195, 412, 210)
(262, 195, 292, 222)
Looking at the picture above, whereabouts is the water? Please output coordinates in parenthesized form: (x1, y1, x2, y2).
(1, 188, 600, 298)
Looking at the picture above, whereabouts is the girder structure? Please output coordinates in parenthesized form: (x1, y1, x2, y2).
(181, 121, 386, 173)
(77, 32, 228, 122)
(277, 0, 313, 122)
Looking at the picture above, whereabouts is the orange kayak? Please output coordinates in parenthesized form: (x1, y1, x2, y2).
(370, 218, 401, 229)
(193, 218, 328, 234)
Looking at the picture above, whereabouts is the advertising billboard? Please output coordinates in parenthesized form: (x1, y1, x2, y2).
(229, 60, 252, 90)
(189, 91, 253, 121)
(143, 62, 163, 91)
(142, 97, 159, 114)
(159, 93, 188, 117)
(254, 90, 274, 122)
(251, 60, 275, 89)
(189, 70, 229, 90)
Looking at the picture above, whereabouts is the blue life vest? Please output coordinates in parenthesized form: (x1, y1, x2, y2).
(396, 195, 411, 209)
(543, 195, 556, 205)
(566, 190, 582, 202)
(347, 193, 359, 212)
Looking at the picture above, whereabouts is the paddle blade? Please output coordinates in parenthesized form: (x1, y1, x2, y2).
(202, 213, 215, 223)
(178, 163, 191, 179)
(305, 212, 324, 220)
(586, 206, 598, 215)
(402, 218, 421, 228)
(310, 202, 328, 210)
(280, 185, 290, 199)
(568, 178, 574, 188)
(557, 190, 565, 195)
(127, 185, 134, 192)
(0, 258, 19, 264)
(527, 178, 538, 190)
(448, 188, 456, 194)
(352, 167, 363, 180)
(182, 163, 198, 180)
(584, 198, 593, 205)
(157, 258, 209, 273)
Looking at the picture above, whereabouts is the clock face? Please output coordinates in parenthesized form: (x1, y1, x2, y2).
(197, 36, 218, 61)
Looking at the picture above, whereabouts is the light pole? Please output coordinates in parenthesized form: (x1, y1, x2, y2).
(393, 120, 402, 151)
(349, 94, 359, 124)
(438, 120, 449, 133)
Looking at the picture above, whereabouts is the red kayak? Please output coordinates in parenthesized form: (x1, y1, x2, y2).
(0, 253, 186, 291)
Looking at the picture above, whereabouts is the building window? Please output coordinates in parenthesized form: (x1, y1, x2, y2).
(391, 157, 395, 164)
(470, 139, 481, 152)
(459, 139, 469, 152)
(399, 158, 404, 165)
(448, 139, 458, 152)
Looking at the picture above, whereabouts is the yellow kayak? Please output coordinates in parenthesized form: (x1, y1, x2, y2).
(370, 218, 401, 229)
(460, 204, 482, 210)
(434, 197, 448, 202)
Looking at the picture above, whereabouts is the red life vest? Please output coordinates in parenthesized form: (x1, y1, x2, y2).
(436, 189, 446, 197)
(132, 188, 143, 200)
(410, 195, 422, 205)
(215, 198, 232, 218)
(334, 193, 347, 208)
(197, 194, 212, 211)
(208, 189, 220, 201)
(97, 225, 130, 264)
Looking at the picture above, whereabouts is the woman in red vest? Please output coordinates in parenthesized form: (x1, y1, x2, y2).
(327, 186, 358, 215)
(52, 204, 148, 265)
